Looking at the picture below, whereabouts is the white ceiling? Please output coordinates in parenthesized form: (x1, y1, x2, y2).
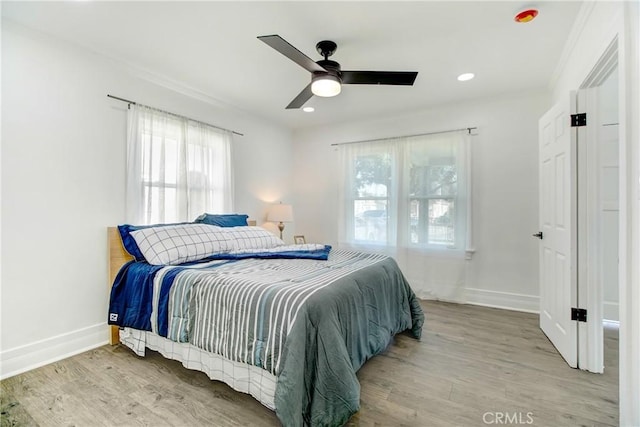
(2, 1, 582, 130)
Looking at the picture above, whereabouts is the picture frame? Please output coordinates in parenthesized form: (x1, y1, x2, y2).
(294, 235, 306, 244)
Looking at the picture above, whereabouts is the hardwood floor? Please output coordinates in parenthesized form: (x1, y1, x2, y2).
(1, 301, 618, 426)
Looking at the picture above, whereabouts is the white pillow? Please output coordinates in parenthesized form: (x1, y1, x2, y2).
(131, 223, 233, 265)
(223, 226, 285, 251)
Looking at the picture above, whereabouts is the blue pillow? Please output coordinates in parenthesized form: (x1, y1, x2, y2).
(195, 213, 249, 227)
(118, 222, 191, 261)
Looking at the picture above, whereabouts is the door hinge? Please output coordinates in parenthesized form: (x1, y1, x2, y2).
(571, 307, 588, 322)
(571, 113, 587, 127)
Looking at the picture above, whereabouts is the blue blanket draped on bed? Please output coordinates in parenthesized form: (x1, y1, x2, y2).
(108, 261, 163, 331)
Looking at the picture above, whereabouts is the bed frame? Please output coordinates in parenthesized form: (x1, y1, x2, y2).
(108, 227, 133, 345)
(107, 222, 257, 345)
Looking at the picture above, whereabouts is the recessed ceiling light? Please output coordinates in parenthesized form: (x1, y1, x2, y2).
(303, 107, 315, 113)
(457, 73, 475, 82)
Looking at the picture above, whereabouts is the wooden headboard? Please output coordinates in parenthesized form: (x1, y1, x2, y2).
(107, 220, 257, 345)
(108, 227, 133, 345)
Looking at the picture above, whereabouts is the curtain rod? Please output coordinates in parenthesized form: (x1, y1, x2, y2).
(107, 94, 244, 136)
(330, 126, 477, 147)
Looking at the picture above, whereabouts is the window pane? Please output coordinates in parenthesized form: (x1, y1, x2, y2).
(142, 134, 179, 185)
(143, 186, 178, 224)
(354, 154, 390, 198)
(354, 200, 387, 242)
(410, 160, 457, 197)
(159, 137, 178, 185)
(410, 198, 455, 245)
(141, 134, 152, 182)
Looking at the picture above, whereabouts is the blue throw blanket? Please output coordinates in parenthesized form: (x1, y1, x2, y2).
(108, 261, 163, 331)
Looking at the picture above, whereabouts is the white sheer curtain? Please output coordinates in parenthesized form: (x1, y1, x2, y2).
(338, 139, 399, 246)
(338, 130, 472, 301)
(126, 105, 233, 224)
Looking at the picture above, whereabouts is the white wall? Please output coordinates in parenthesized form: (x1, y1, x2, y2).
(0, 20, 293, 378)
(293, 91, 549, 312)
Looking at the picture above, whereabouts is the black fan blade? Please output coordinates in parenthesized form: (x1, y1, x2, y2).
(341, 71, 418, 85)
(258, 35, 327, 73)
(286, 83, 314, 109)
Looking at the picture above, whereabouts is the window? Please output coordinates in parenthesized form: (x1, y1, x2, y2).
(127, 105, 233, 224)
(339, 131, 470, 252)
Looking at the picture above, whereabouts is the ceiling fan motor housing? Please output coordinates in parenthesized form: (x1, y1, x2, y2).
(314, 59, 342, 82)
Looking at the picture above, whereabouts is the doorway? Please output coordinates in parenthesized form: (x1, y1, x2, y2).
(576, 39, 620, 374)
(596, 68, 620, 325)
(595, 68, 620, 382)
(537, 40, 621, 374)
(576, 63, 620, 416)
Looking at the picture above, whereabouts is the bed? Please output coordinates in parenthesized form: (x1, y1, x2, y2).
(107, 221, 424, 427)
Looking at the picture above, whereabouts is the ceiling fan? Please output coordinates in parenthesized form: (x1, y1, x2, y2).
(257, 35, 418, 109)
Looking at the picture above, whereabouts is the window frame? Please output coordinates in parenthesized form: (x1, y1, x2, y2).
(339, 131, 471, 255)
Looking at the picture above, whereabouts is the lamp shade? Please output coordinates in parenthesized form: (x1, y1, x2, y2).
(311, 75, 341, 97)
(268, 203, 294, 223)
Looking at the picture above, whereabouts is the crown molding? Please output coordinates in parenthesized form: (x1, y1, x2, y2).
(6, 18, 251, 118)
(548, 1, 598, 90)
(101, 52, 249, 116)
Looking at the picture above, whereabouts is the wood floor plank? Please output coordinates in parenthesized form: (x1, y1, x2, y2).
(1, 384, 39, 427)
(0, 301, 618, 426)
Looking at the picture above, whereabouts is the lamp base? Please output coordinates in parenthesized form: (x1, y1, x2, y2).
(278, 222, 285, 240)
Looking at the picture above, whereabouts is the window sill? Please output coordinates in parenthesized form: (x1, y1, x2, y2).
(340, 241, 476, 260)
(408, 245, 475, 260)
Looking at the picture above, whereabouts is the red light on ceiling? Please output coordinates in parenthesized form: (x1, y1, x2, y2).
(514, 9, 538, 23)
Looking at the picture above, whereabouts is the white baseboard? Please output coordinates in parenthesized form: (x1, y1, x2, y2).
(1, 323, 109, 380)
(603, 301, 619, 322)
(464, 288, 540, 313)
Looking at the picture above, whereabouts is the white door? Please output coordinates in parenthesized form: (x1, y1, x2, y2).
(538, 95, 578, 368)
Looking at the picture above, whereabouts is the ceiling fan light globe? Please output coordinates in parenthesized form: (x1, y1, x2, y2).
(311, 76, 341, 97)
